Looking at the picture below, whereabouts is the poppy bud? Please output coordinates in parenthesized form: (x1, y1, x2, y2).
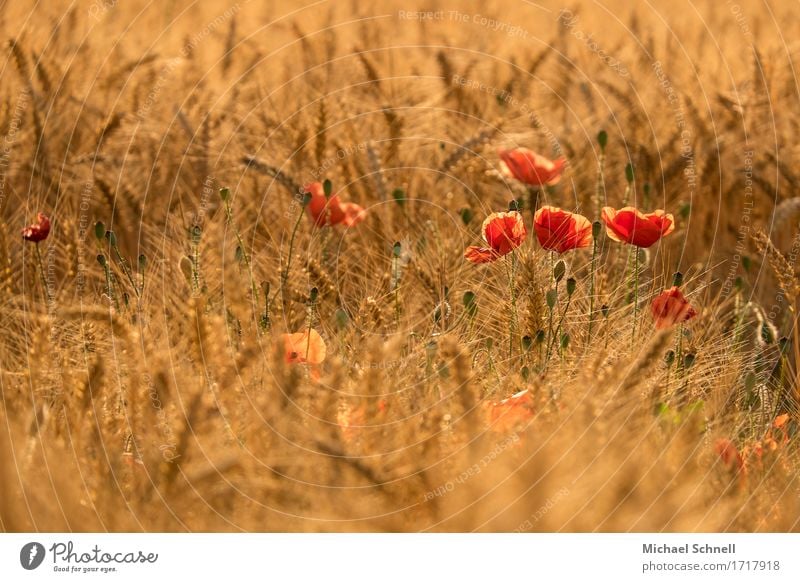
(302, 192, 313, 207)
(463, 291, 477, 317)
(508, 199, 521, 212)
(323, 179, 333, 197)
(672, 271, 684, 287)
(392, 188, 406, 207)
(521, 366, 530, 381)
(566, 277, 577, 297)
(592, 220, 601, 239)
(393, 241, 402, 257)
(625, 162, 634, 184)
(309, 287, 319, 303)
(553, 260, 566, 283)
(664, 350, 675, 366)
(741, 256, 751, 272)
(521, 335, 533, 351)
(335, 308, 349, 329)
(683, 353, 696, 369)
(138, 254, 146, 269)
(97, 254, 106, 267)
(535, 329, 546, 344)
(601, 304, 609, 318)
(560, 333, 570, 350)
(460, 208, 474, 225)
(546, 288, 557, 309)
(219, 187, 230, 201)
(597, 130, 608, 150)
(95, 221, 105, 241)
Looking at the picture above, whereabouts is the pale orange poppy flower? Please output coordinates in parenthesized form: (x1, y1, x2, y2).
(282, 329, 327, 365)
(487, 389, 534, 431)
(304, 182, 366, 228)
(498, 148, 566, 187)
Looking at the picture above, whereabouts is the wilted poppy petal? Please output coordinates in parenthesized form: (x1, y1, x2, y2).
(465, 246, 499, 263)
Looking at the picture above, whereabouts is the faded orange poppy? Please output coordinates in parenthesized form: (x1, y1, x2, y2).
(533, 206, 592, 254)
(651, 287, 697, 329)
(487, 389, 534, 431)
(465, 211, 527, 263)
(601, 206, 674, 248)
(282, 328, 327, 365)
(714, 438, 746, 485)
(304, 182, 366, 228)
(498, 148, 566, 187)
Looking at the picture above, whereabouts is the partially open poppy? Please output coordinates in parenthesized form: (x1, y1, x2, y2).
(487, 389, 534, 431)
(601, 207, 674, 248)
(282, 328, 327, 365)
(465, 211, 527, 263)
(304, 182, 366, 228)
(533, 206, 592, 254)
(651, 287, 697, 329)
(498, 148, 566, 187)
(21, 213, 50, 242)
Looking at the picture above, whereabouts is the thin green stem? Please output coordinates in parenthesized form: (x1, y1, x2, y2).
(507, 252, 518, 359)
(34, 243, 51, 305)
(280, 205, 305, 303)
(588, 237, 598, 343)
(631, 247, 640, 345)
(224, 198, 258, 303)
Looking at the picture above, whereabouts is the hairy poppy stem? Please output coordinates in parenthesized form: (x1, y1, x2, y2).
(631, 248, 640, 345)
(507, 252, 519, 359)
(545, 294, 572, 368)
(34, 243, 51, 305)
(221, 189, 259, 305)
(588, 236, 598, 342)
(281, 205, 305, 302)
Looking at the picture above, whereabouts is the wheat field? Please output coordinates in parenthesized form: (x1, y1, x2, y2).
(0, 0, 799, 532)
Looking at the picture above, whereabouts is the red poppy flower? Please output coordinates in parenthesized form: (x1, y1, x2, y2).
(533, 206, 592, 254)
(651, 287, 697, 329)
(21, 213, 51, 242)
(304, 182, 366, 227)
(487, 389, 534, 431)
(714, 438, 745, 474)
(601, 207, 674, 248)
(498, 148, 566, 187)
(465, 211, 527, 263)
(282, 329, 327, 365)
